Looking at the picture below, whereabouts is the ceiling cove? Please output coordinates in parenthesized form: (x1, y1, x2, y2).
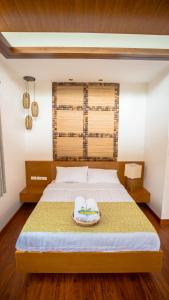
(0, 33, 169, 60)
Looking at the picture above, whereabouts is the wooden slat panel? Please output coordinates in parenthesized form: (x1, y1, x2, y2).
(57, 137, 83, 157)
(0, 0, 169, 35)
(88, 86, 115, 106)
(88, 138, 113, 157)
(88, 111, 114, 134)
(57, 85, 83, 106)
(57, 110, 83, 133)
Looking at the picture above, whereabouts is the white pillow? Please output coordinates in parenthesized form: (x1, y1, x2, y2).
(87, 168, 120, 184)
(55, 166, 88, 183)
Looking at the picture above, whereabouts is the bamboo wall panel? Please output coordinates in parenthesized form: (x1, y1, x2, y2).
(52, 82, 119, 161)
(88, 111, 114, 134)
(88, 86, 115, 107)
(88, 138, 114, 157)
(57, 137, 83, 157)
(57, 86, 83, 106)
(57, 110, 83, 133)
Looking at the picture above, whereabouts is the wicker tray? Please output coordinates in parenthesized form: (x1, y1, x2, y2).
(72, 212, 100, 227)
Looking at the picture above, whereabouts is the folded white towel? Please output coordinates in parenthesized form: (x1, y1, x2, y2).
(74, 196, 100, 222)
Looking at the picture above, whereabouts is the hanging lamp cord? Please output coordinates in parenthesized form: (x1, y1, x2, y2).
(34, 80, 35, 102)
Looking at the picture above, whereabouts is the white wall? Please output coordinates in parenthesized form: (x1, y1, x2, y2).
(118, 83, 146, 160)
(162, 134, 169, 219)
(144, 70, 169, 218)
(25, 81, 147, 161)
(0, 56, 25, 230)
(25, 81, 53, 160)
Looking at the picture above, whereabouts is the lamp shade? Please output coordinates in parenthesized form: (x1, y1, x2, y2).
(22, 92, 30, 109)
(124, 163, 142, 179)
(25, 115, 32, 130)
(31, 101, 39, 117)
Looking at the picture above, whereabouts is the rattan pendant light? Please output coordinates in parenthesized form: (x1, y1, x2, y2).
(31, 101, 39, 117)
(22, 92, 30, 109)
(25, 115, 32, 130)
(22, 76, 39, 130)
(31, 79, 39, 117)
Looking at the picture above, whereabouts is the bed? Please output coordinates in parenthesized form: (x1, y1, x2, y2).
(15, 161, 163, 273)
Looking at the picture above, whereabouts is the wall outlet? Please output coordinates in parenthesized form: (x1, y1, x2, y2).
(31, 176, 48, 180)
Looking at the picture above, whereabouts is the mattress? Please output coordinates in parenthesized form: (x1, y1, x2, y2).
(16, 182, 160, 252)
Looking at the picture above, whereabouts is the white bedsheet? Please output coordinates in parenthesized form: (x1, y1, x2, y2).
(40, 182, 134, 203)
(16, 232, 160, 252)
(16, 182, 160, 252)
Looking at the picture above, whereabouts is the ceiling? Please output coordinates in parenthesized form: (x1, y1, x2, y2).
(0, 0, 169, 34)
(0, 1, 169, 60)
(3, 56, 169, 84)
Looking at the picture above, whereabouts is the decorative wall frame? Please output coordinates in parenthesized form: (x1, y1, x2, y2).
(52, 82, 119, 161)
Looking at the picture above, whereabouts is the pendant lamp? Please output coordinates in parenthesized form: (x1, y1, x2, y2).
(22, 76, 39, 129)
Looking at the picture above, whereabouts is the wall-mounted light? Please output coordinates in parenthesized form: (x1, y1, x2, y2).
(125, 163, 142, 179)
(124, 163, 142, 192)
(22, 76, 39, 130)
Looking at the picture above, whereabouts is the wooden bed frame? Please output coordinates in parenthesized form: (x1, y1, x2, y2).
(16, 160, 163, 273)
(16, 251, 162, 273)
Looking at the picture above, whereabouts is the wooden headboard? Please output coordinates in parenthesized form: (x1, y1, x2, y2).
(25, 160, 144, 188)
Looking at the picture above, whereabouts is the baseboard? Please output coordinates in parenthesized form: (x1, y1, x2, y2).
(146, 204, 169, 226)
(146, 204, 160, 221)
(160, 219, 169, 225)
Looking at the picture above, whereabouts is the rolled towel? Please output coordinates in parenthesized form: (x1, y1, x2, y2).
(74, 196, 87, 222)
(80, 198, 100, 222)
(74, 197, 100, 222)
(86, 198, 99, 212)
(74, 196, 86, 212)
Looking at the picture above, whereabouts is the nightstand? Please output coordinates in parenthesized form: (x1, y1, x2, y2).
(128, 188, 150, 203)
(20, 186, 45, 203)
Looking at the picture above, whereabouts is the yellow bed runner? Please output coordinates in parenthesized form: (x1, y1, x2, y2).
(22, 202, 156, 233)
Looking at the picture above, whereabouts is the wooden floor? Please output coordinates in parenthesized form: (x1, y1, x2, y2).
(0, 204, 169, 300)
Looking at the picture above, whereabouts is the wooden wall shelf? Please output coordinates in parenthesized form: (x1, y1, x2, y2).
(20, 187, 44, 203)
(128, 188, 150, 203)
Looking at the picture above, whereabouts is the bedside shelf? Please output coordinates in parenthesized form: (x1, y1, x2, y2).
(20, 187, 45, 203)
(128, 188, 150, 203)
